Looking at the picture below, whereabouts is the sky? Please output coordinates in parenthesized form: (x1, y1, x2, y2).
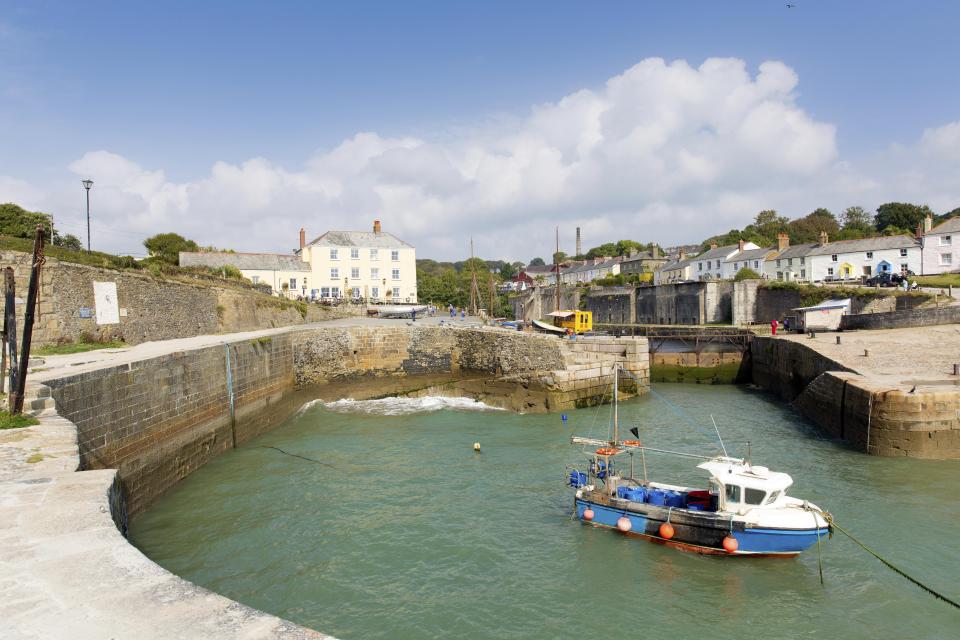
(1, 0, 959, 261)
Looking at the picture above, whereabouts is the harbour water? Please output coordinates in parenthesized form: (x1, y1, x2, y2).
(130, 385, 959, 640)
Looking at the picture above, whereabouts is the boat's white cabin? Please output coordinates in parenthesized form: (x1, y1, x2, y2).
(697, 458, 793, 512)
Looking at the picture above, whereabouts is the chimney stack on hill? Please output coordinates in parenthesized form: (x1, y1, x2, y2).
(576, 227, 582, 256)
(299, 227, 306, 249)
(819, 230, 829, 245)
(373, 220, 382, 234)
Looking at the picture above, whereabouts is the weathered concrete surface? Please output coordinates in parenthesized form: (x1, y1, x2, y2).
(0, 384, 327, 640)
(752, 327, 960, 458)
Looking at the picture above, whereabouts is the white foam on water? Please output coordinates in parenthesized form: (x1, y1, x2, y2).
(295, 398, 326, 417)
(305, 396, 504, 416)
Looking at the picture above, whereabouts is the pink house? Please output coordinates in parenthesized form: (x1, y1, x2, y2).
(922, 216, 960, 274)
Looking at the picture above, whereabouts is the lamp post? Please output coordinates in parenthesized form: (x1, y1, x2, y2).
(344, 277, 349, 300)
(81, 179, 93, 252)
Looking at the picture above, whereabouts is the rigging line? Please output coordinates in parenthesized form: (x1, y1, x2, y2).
(646, 385, 725, 445)
(259, 445, 336, 468)
(800, 505, 960, 610)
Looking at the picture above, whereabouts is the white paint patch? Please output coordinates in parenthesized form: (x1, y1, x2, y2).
(93, 281, 119, 325)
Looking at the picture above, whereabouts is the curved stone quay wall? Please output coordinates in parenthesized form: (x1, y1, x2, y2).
(751, 337, 960, 459)
(2, 324, 648, 639)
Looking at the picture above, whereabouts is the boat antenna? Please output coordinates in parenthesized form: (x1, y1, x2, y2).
(612, 364, 619, 444)
(710, 414, 728, 457)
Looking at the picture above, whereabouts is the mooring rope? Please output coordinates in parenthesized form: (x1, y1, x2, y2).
(801, 504, 959, 609)
(260, 445, 335, 467)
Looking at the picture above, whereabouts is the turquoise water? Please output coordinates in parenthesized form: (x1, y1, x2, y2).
(130, 385, 960, 640)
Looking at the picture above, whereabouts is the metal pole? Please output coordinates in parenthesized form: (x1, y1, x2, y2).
(4, 268, 17, 405)
(85, 185, 91, 252)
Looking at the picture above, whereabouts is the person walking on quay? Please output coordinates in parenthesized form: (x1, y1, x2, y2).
(460, 308, 466, 321)
(771, 318, 779, 335)
(449, 304, 455, 318)
(783, 317, 791, 332)
(412, 308, 417, 322)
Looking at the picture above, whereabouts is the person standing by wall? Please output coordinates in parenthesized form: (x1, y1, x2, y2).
(771, 318, 779, 335)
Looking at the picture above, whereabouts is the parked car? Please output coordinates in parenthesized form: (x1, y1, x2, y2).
(865, 271, 915, 287)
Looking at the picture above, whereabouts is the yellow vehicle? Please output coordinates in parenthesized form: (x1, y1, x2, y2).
(545, 310, 593, 334)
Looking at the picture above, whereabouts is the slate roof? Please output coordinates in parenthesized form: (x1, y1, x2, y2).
(804, 235, 920, 257)
(726, 247, 776, 263)
(564, 259, 619, 275)
(659, 257, 693, 271)
(694, 244, 741, 261)
(306, 230, 414, 249)
(179, 252, 310, 271)
(928, 217, 960, 234)
(769, 243, 819, 260)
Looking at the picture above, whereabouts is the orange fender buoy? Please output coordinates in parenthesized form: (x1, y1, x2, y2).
(621, 440, 642, 447)
(722, 535, 739, 553)
(617, 516, 632, 532)
(595, 447, 620, 456)
(583, 508, 594, 522)
(659, 522, 675, 539)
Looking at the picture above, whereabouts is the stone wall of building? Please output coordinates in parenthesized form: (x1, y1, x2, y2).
(0, 250, 352, 347)
(740, 283, 930, 327)
(511, 287, 581, 322)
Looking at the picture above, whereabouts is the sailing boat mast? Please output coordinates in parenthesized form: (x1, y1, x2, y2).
(554, 226, 561, 313)
(469, 237, 481, 316)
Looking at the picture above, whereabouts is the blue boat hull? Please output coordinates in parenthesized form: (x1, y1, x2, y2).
(575, 498, 828, 556)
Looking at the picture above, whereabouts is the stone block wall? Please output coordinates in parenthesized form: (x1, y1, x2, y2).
(44, 335, 297, 514)
(510, 287, 581, 322)
(582, 288, 634, 324)
(753, 338, 960, 458)
(839, 305, 960, 330)
(0, 250, 351, 347)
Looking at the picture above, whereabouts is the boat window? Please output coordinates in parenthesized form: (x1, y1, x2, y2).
(744, 488, 766, 505)
(764, 490, 781, 505)
(724, 484, 741, 504)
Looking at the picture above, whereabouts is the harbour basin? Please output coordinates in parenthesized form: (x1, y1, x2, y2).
(130, 384, 960, 640)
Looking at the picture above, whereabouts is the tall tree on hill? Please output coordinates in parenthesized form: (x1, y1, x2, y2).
(787, 208, 840, 243)
(0, 203, 54, 239)
(840, 206, 873, 232)
(552, 251, 568, 264)
(143, 232, 200, 265)
(528, 257, 545, 266)
(874, 202, 933, 233)
(935, 207, 960, 225)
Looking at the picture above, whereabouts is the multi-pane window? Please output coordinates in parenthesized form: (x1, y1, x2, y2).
(371, 287, 379, 299)
(350, 248, 360, 259)
(787, 258, 793, 266)
(776, 259, 781, 267)
(753, 261, 759, 269)
(940, 235, 952, 246)
(827, 267, 834, 277)
(392, 287, 400, 298)
(371, 267, 379, 279)
(899, 248, 908, 257)
(831, 254, 838, 262)
(330, 249, 339, 260)
(370, 249, 379, 260)
(900, 263, 909, 274)
(351, 267, 360, 279)
(331, 287, 340, 297)
(321, 287, 330, 298)
(941, 253, 953, 265)
(392, 268, 400, 280)
(391, 250, 400, 261)
(330, 267, 339, 279)
(800, 257, 805, 265)
(289, 278, 297, 290)
(865, 251, 873, 259)
(251, 276, 260, 284)
(800, 269, 806, 278)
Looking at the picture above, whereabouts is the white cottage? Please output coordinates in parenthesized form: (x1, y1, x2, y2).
(922, 215, 959, 274)
(694, 241, 759, 281)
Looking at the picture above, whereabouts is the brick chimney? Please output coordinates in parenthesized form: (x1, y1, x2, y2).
(738, 239, 745, 251)
(575, 227, 582, 256)
(652, 245, 660, 259)
(710, 242, 718, 250)
(777, 232, 790, 252)
(373, 220, 382, 234)
(818, 230, 829, 245)
(679, 248, 686, 260)
(915, 222, 923, 240)
(923, 213, 934, 233)
(299, 227, 306, 249)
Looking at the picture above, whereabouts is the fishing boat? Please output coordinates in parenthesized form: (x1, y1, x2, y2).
(375, 304, 428, 318)
(567, 366, 830, 556)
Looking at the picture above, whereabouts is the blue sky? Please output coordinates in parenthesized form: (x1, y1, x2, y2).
(2, 1, 959, 259)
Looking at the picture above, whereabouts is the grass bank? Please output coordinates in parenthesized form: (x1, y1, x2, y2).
(913, 274, 960, 288)
(35, 340, 126, 356)
(0, 410, 38, 430)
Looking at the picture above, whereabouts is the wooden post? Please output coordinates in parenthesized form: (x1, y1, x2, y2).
(4, 267, 17, 408)
(11, 225, 44, 415)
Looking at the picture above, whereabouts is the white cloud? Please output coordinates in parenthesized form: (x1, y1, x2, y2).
(2, 56, 958, 260)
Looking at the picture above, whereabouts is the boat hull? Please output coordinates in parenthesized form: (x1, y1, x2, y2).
(574, 497, 827, 557)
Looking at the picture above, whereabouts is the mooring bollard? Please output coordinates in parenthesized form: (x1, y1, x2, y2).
(953, 363, 959, 376)
(836, 336, 841, 345)
(864, 349, 869, 357)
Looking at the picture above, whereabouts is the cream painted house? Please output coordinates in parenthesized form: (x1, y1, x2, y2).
(180, 220, 418, 302)
(297, 221, 418, 302)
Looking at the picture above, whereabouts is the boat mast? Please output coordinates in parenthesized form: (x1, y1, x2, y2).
(612, 364, 619, 444)
(554, 226, 561, 312)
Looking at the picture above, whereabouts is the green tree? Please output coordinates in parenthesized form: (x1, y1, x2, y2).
(528, 257, 545, 267)
(54, 233, 84, 251)
(552, 251, 568, 264)
(787, 208, 840, 243)
(615, 239, 644, 256)
(585, 242, 617, 259)
(498, 261, 517, 280)
(934, 207, 960, 226)
(840, 206, 872, 232)
(733, 267, 763, 281)
(143, 232, 199, 265)
(0, 203, 54, 239)
(874, 202, 933, 233)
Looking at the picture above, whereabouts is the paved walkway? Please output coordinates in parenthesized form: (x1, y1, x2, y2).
(31, 314, 485, 383)
(777, 324, 960, 390)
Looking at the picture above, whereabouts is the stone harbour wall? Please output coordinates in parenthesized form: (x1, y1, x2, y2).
(751, 337, 960, 458)
(839, 305, 960, 330)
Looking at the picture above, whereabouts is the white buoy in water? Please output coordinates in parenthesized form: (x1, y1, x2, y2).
(473, 442, 481, 452)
